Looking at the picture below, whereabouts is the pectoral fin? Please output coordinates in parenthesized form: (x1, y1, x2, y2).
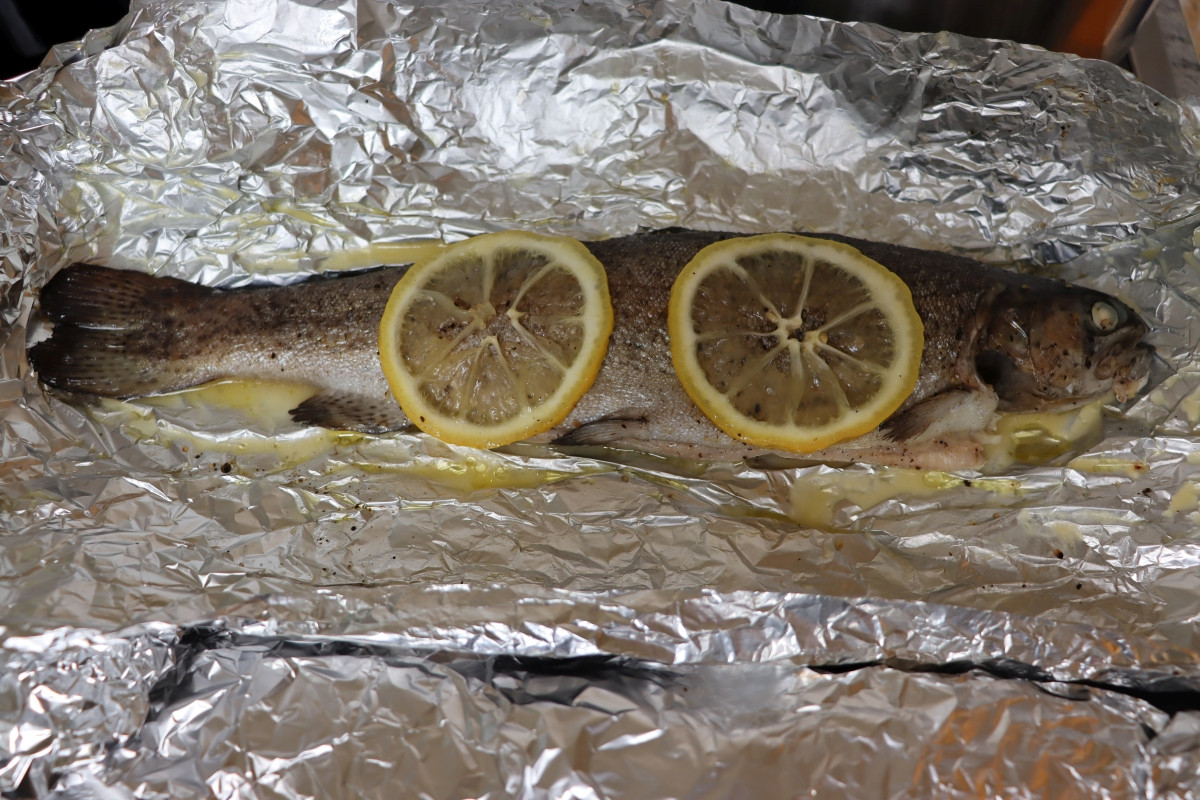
(882, 390, 998, 443)
(290, 390, 412, 434)
(552, 414, 651, 447)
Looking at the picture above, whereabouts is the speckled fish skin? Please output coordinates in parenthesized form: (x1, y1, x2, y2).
(27, 229, 1154, 469)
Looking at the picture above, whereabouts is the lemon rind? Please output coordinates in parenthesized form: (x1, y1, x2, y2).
(668, 233, 924, 454)
(379, 231, 614, 449)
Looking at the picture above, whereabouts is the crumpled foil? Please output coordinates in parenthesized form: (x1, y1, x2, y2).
(4, 0, 1200, 796)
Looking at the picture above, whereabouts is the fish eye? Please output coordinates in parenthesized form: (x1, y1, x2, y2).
(1088, 301, 1125, 334)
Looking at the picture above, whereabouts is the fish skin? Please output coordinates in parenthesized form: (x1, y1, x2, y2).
(27, 229, 1154, 469)
(30, 264, 403, 427)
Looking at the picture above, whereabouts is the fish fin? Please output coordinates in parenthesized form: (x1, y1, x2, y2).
(882, 390, 999, 443)
(28, 264, 212, 397)
(814, 435, 987, 471)
(552, 414, 651, 447)
(36, 263, 209, 324)
(745, 453, 828, 470)
(290, 390, 412, 434)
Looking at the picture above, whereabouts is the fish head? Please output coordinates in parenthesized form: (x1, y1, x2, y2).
(974, 282, 1154, 412)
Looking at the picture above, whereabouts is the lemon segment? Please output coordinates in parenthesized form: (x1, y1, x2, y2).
(668, 234, 924, 453)
(379, 231, 613, 449)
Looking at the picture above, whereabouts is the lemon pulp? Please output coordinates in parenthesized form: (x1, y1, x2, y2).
(668, 233, 924, 453)
(379, 231, 613, 448)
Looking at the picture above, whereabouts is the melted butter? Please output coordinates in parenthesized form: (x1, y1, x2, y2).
(1142, 372, 1200, 428)
(143, 379, 316, 422)
(1166, 482, 1200, 519)
(984, 398, 1107, 470)
(100, 380, 597, 490)
(1184, 249, 1200, 274)
(353, 452, 586, 492)
(1065, 455, 1149, 479)
(259, 199, 330, 227)
(1181, 387, 1200, 426)
(1011, 514, 1087, 550)
(1148, 382, 1173, 411)
(315, 240, 447, 272)
(96, 380, 1120, 498)
(785, 403, 1110, 530)
(789, 469, 967, 530)
(236, 232, 447, 274)
(1044, 519, 1085, 546)
(99, 381, 355, 468)
(165, 425, 353, 466)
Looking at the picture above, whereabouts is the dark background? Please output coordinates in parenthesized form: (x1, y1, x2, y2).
(0, 0, 1090, 80)
(1, 0, 129, 78)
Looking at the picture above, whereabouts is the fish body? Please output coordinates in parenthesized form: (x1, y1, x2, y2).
(27, 229, 1153, 469)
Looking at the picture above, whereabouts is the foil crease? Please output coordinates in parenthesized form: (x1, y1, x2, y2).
(4, 0, 1200, 796)
(83, 624, 1174, 800)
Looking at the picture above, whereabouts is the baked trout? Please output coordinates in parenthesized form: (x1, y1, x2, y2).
(27, 229, 1154, 469)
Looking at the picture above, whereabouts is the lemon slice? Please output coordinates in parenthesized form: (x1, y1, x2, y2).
(379, 231, 614, 448)
(668, 233, 924, 453)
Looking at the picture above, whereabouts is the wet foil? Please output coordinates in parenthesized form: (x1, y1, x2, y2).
(3, 0, 1200, 796)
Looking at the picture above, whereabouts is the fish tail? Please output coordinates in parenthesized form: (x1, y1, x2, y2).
(28, 264, 214, 398)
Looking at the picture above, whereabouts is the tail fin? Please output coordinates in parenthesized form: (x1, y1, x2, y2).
(28, 264, 213, 398)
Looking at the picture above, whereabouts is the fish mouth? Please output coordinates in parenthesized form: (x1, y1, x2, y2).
(1107, 342, 1155, 402)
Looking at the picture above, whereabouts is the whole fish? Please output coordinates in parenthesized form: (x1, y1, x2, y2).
(27, 229, 1153, 469)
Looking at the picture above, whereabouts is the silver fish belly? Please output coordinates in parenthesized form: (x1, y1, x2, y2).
(27, 229, 1154, 469)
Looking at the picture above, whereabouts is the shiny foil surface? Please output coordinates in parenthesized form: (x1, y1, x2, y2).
(3, 0, 1200, 796)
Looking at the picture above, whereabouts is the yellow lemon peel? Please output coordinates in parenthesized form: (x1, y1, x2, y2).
(668, 233, 923, 453)
(380, 231, 613, 448)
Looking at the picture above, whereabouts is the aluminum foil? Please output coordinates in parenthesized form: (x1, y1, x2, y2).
(4, 0, 1200, 796)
